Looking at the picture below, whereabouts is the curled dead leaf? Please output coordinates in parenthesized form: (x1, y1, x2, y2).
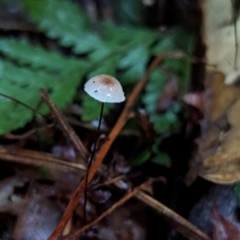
(195, 72, 240, 183)
(212, 207, 240, 240)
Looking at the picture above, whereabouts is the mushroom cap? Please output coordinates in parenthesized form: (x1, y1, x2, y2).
(84, 74, 125, 103)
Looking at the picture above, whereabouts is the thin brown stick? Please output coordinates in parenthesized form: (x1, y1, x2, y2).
(63, 181, 149, 239)
(5, 123, 55, 140)
(93, 175, 126, 189)
(135, 191, 211, 240)
(40, 89, 88, 160)
(0, 147, 86, 172)
(47, 54, 164, 240)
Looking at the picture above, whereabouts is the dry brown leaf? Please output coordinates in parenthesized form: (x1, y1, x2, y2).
(201, 0, 240, 84)
(196, 72, 240, 183)
(212, 207, 240, 240)
(200, 160, 240, 184)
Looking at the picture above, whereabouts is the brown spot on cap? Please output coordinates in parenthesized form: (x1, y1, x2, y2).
(84, 74, 125, 103)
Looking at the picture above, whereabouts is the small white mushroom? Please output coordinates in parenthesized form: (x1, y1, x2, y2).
(83, 75, 125, 215)
(84, 74, 125, 103)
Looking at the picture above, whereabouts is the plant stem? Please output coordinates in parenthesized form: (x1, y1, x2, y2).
(83, 102, 104, 222)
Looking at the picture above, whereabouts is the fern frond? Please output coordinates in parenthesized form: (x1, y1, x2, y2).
(20, 0, 101, 53)
(142, 28, 193, 134)
(0, 0, 194, 139)
(0, 60, 84, 134)
(0, 38, 85, 72)
(142, 70, 179, 134)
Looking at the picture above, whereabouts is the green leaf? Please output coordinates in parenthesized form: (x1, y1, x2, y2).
(111, 0, 144, 26)
(88, 46, 112, 62)
(151, 152, 171, 167)
(0, 60, 84, 134)
(118, 46, 148, 69)
(150, 113, 174, 133)
(130, 150, 150, 166)
(81, 94, 113, 122)
(151, 38, 175, 55)
(38, 166, 51, 177)
(152, 27, 194, 54)
(20, 0, 101, 53)
(142, 28, 193, 135)
(0, 38, 84, 72)
(120, 62, 147, 85)
(88, 55, 118, 78)
(118, 45, 149, 85)
(0, 0, 194, 140)
(142, 70, 167, 114)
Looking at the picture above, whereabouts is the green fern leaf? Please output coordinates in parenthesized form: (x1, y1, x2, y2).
(142, 70, 180, 133)
(101, 22, 156, 46)
(130, 150, 150, 166)
(142, 70, 167, 113)
(0, 1, 193, 137)
(151, 152, 171, 167)
(111, 0, 144, 26)
(118, 46, 148, 69)
(20, 0, 101, 53)
(151, 38, 175, 55)
(88, 58, 118, 78)
(0, 38, 85, 72)
(0, 60, 84, 134)
(142, 28, 193, 134)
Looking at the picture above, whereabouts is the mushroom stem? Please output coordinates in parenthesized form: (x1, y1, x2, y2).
(83, 102, 104, 222)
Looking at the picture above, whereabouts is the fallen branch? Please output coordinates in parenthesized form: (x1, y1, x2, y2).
(5, 123, 55, 140)
(0, 147, 86, 172)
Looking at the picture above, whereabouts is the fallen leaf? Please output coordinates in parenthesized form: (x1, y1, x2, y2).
(194, 72, 240, 183)
(201, 0, 240, 84)
(212, 207, 240, 240)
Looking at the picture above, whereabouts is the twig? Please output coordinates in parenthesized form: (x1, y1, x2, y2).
(135, 191, 211, 240)
(47, 54, 164, 240)
(0, 147, 86, 172)
(92, 175, 126, 189)
(40, 89, 88, 160)
(63, 180, 151, 239)
(0, 92, 43, 116)
(5, 124, 55, 140)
